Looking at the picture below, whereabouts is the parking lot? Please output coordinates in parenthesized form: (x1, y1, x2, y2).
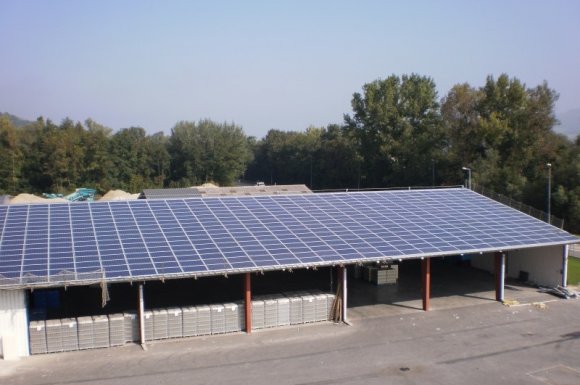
(2, 278, 579, 385)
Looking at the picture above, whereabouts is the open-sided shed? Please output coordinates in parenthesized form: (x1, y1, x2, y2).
(0, 187, 578, 358)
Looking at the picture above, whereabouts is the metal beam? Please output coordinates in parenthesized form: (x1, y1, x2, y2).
(244, 272, 252, 333)
(341, 266, 348, 323)
(562, 244, 569, 287)
(138, 283, 146, 349)
(495, 252, 505, 302)
(421, 258, 430, 311)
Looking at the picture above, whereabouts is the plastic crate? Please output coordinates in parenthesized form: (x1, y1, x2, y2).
(182, 306, 197, 337)
(167, 307, 183, 339)
(29, 320, 47, 354)
(61, 318, 79, 351)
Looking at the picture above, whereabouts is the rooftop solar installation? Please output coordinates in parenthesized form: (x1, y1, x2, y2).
(0, 188, 577, 289)
(140, 188, 202, 199)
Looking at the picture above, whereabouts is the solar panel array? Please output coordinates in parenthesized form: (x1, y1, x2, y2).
(0, 188, 577, 288)
(141, 188, 202, 199)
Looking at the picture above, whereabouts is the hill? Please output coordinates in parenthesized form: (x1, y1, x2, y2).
(0, 112, 34, 127)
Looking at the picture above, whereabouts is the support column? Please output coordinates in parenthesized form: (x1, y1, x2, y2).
(562, 245, 569, 287)
(421, 257, 431, 311)
(244, 272, 252, 334)
(138, 283, 146, 348)
(495, 252, 505, 302)
(341, 266, 348, 323)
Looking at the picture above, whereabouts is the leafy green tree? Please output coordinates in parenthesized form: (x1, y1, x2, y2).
(168, 120, 252, 186)
(344, 74, 444, 187)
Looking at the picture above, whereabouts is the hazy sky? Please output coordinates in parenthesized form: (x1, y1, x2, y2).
(1, 0, 579, 138)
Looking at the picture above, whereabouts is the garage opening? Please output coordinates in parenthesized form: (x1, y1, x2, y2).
(346, 256, 544, 319)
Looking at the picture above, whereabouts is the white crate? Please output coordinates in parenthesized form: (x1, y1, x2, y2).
(224, 302, 242, 333)
(77, 316, 94, 350)
(153, 309, 169, 340)
(123, 312, 139, 343)
(251, 300, 265, 330)
(45, 319, 63, 353)
(182, 306, 197, 337)
(29, 320, 47, 354)
(277, 297, 290, 326)
(143, 311, 153, 341)
(196, 305, 211, 336)
(302, 294, 316, 323)
(61, 318, 79, 351)
(92, 315, 110, 348)
(108, 313, 125, 346)
(167, 307, 183, 339)
(210, 304, 226, 334)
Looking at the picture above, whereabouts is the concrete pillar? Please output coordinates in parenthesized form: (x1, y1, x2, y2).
(244, 273, 252, 334)
(562, 244, 569, 287)
(495, 252, 505, 302)
(341, 266, 348, 323)
(138, 284, 146, 347)
(421, 258, 431, 311)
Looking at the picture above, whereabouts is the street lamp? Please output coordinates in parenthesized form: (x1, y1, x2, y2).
(462, 167, 472, 190)
(547, 163, 552, 224)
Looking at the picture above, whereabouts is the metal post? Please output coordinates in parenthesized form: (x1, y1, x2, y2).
(138, 283, 146, 348)
(495, 252, 505, 302)
(462, 167, 471, 190)
(244, 272, 252, 334)
(421, 258, 430, 311)
(547, 163, 552, 224)
(341, 266, 348, 323)
(562, 245, 569, 287)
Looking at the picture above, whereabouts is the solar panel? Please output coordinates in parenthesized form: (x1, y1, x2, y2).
(141, 188, 202, 199)
(0, 188, 578, 288)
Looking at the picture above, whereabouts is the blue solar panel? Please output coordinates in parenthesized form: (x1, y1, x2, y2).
(0, 188, 578, 288)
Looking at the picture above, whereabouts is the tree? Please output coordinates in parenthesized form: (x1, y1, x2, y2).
(168, 120, 252, 186)
(344, 74, 444, 187)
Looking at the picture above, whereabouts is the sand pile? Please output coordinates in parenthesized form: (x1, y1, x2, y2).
(99, 190, 139, 201)
(10, 193, 68, 204)
(199, 182, 219, 188)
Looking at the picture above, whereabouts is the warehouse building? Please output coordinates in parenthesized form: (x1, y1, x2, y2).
(0, 187, 578, 359)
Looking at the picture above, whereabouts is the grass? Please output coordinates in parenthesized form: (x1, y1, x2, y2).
(568, 256, 580, 285)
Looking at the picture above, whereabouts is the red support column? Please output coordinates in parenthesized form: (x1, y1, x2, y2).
(421, 257, 431, 311)
(244, 272, 252, 334)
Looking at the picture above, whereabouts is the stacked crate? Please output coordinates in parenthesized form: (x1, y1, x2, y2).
(45, 319, 63, 353)
(167, 307, 183, 339)
(251, 298, 265, 330)
(28, 320, 47, 354)
(182, 306, 197, 337)
(92, 315, 110, 348)
(277, 297, 290, 326)
(210, 304, 226, 334)
(123, 312, 139, 343)
(312, 293, 329, 322)
(284, 292, 303, 325)
(326, 293, 336, 320)
(301, 293, 316, 323)
(153, 309, 168, 340)
(196, 305, 211, 335)
(108, 313, 125, 346)
(77, 316, 94, 350)
(223, 302, 242, 333)
(263, 296, 278, 328)
(60, 318, 78, 351)
(143, 311, 153, 341)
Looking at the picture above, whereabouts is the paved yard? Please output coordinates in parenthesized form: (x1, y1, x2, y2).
(2, 295, 579, 385)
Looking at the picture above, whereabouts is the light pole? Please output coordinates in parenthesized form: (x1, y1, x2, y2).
(547, 163, 552, 224)
(462, 167, 472, 190)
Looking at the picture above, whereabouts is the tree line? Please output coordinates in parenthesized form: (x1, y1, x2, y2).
(0, 73, 578, 232)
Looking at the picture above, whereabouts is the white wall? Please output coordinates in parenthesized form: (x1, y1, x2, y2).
(506, 246, 563, 287)
(0, 290, 29, 358)
(470, 247, 564, 287)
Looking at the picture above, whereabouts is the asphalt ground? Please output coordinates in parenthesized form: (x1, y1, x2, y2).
(2, 295, 579, 385)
